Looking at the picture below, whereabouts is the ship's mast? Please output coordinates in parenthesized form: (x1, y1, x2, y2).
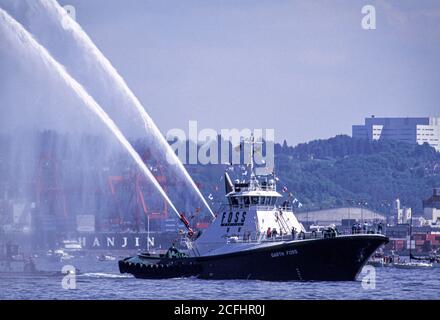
(409, 213, 413, 262)
(244, 135, 258, 190)
(244, 134, 270, 191)
(249, 135, 255, 177)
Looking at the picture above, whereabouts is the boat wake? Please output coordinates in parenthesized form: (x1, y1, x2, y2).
(79, 272, 133, 279)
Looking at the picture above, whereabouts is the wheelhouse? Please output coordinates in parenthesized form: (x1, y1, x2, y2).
(227, 194, 280, 207)
(226, 177, 282, 208)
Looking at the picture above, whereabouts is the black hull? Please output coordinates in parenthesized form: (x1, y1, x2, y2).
(119, 235, 388, 281)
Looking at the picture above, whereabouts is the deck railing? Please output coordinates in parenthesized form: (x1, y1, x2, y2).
(218, 204, 294, 211)
(225, 228, 382, 244)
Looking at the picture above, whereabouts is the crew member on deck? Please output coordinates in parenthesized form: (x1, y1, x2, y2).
(377, 222, 383, 234)
(291, 227, 297, 240)
(266, 227, 272, 238)
(363, 221, 368, 233)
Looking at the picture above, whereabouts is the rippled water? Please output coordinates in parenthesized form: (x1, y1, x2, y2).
(1, 255, 439, 300)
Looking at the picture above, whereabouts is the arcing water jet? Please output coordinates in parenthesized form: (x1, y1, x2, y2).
(0, 8, 181, 219)
(0, 0, 214, 217)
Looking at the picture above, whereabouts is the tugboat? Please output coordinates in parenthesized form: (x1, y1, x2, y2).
(119, 138, 388, 281)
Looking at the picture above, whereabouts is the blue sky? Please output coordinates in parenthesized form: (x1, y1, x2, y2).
(56, 0, 440, 145)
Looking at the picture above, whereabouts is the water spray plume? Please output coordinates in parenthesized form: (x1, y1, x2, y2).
(13, 0, 214, 217)
(0, 8, 181, 218)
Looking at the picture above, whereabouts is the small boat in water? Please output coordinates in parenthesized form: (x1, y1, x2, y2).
(392, 261, 433, 269)
(369, 250, 434, 269)
(97, 254, 116, 261)
(409, 252, 440, 268)
(46, 239, 83, 262)
(46, 249, 74, 262)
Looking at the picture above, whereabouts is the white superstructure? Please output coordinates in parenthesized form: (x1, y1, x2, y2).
(193, 137, 304, 256)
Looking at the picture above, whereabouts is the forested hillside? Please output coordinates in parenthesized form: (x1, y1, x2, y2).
(274, 135, 440, 214)
(190, 135, 440, 215)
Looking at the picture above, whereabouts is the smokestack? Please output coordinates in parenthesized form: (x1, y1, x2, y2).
(224, 172, 234, 194)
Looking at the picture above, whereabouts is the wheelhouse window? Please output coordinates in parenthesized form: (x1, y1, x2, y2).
(251, 197, 259, 205)
(259, 197, 266, 205)
(265, 197, 271, 205)
(231, 197, 239, 206)
(244, 197, 250, 206)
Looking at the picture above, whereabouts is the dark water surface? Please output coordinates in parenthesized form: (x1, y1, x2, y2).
(1, 255, 439, 300)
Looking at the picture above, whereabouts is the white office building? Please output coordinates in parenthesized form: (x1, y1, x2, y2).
(352, 117, 440, 151)
(392, 198, 412, 225)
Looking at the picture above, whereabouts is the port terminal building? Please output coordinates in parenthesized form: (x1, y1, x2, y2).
(352, 116, 440, 151)
(296, 207, 386, 227)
